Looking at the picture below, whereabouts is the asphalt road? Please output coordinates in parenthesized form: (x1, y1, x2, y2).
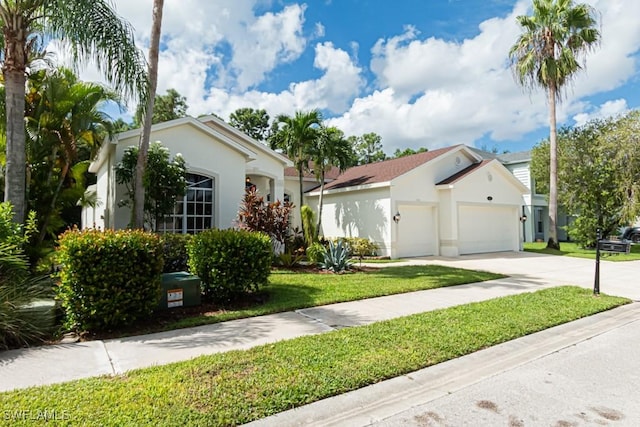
(373, 318, 640, 427)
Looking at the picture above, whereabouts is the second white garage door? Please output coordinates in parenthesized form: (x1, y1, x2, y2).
(396, 205, 437, 258)
(458, 205, 518, 255)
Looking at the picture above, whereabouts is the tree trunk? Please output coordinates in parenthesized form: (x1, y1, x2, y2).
(316, 169, 325, 240)
(134, 0, 164, 229)
(3, 43, 28, 224)
(298, 164, 305, 236)
(547, 83, 560, 250)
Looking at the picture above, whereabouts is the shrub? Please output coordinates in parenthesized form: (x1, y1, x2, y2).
(236, 188, 293, 249)
(318, 239, 353, 273)
(301, 205, 316, 247)
(306, 242, 326, 265)
(274, 251, 304, 268)
(285, 226, 305, 255)
(0, 202, 37, 251)
(160, 233, 192, 273)
(0, 244, 54, 350)
(187, 229, 272, 302)
(341, 237, 379, 258)
(56, 229, 163, 332)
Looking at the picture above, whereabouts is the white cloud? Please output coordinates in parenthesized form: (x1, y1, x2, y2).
(230, 4, 307, 90)
(330, 0, 640, 153)
(65, 0, 640, 155)
(192, 42, 364, 118)
(573, 99, 629, 127)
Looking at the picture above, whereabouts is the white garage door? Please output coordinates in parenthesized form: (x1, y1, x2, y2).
(458, 205, 518, 255)
(397, 205, 437, 258)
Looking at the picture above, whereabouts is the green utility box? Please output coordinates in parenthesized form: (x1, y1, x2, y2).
(158, 272, 202, 309)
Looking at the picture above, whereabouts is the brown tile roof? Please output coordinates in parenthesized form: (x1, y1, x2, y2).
(320, 145, 460, 191)
(436, 159, 492, 185)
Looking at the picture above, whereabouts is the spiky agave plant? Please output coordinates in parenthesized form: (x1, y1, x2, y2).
(318, 239, 353, 273)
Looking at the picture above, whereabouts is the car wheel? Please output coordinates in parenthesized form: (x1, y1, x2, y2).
(632, 233, 640, 243)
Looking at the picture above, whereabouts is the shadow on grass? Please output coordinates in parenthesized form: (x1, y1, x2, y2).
(366, 265, 500, 281)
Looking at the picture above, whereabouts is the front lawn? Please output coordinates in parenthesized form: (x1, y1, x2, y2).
(0, 286, 628, 427)
(524, 241, 640, 261)
(148, 265, 504, 334)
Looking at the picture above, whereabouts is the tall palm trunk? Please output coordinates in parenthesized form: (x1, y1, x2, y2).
(297, 163, 305, 236)
(547, 82, 560, 250)
(3, 24, 28, 223)
(134, 0, 164, 229)
(316, 169, 325, 240)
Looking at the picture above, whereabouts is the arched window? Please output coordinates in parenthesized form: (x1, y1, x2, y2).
(158, 173, 214, 234)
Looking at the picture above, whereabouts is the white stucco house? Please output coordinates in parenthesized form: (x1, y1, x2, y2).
(82, 117, 531, 259)
(305, 145, 529, 258)
(82, 115, 292, 231)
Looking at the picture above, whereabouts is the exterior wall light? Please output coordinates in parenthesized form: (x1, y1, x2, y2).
(393, 211, 401, 223)
(520, 214, 528, 223)
(487, 196, 493, 201)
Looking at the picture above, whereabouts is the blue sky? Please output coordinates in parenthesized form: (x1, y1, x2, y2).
(87, 0, 640, 155)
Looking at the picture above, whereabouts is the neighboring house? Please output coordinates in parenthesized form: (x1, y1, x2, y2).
(82, 115, 292, 231)
(497, 151, 571, 242)
(305, 145, 529, 258)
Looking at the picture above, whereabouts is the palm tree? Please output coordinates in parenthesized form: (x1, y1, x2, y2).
(0, 0, 147, 224)
(274, 110, 322, 235)
(509, 0, 600, 249)
(25, 67, 118, 242)
(135, 0, 165, 229)
(310, 126, 354, 238)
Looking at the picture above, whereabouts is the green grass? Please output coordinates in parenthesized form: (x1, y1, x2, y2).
(0, 286, 628, 427)
(524, 241, 640, 261)
(153, 265, 504, 332)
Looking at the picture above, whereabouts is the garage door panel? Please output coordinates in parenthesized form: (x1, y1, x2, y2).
(458, 205, 517, 254)
(397, 205, 436, 258)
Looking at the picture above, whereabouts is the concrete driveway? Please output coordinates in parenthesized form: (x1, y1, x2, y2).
(383, 251, 640, 301)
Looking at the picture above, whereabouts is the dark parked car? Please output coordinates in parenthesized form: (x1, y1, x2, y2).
(622, 226, 640, 243)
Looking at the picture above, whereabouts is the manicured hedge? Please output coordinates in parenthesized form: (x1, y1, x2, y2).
(56, 229, 163, 332)
(159, 233, 192, 273)
(187, 229, 272, 302)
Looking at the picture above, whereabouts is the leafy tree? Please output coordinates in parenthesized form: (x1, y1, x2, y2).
(229, 108, 270, 142)
(310, 126, 355, 237)
(509, 0, 600, 250)
(115, 142, 187, 231)
(1, 0, 147, 224)
(272, 110, 322, 235)
(134, 0, 165, 229)
(24, 67, 118, 243)
(113, 118, 134, 133)
(393, 147, 428, 158)
(348, 133, 386, 164)
(531, 111, 640, 247)
(134, 88, 187, 127)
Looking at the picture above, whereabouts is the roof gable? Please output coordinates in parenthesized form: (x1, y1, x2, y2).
(436, 159, 529, 193)
(436, 160, 492, 185)
(198, 115, 292, 167)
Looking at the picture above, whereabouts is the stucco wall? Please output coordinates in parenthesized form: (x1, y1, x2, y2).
(309, 187, 392, 256)
(113, 124, 247, 229)
(439, 162, 525, 256)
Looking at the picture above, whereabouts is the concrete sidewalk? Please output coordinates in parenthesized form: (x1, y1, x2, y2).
(0, 251, 635, 395)
(0, 275, 545, 392)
